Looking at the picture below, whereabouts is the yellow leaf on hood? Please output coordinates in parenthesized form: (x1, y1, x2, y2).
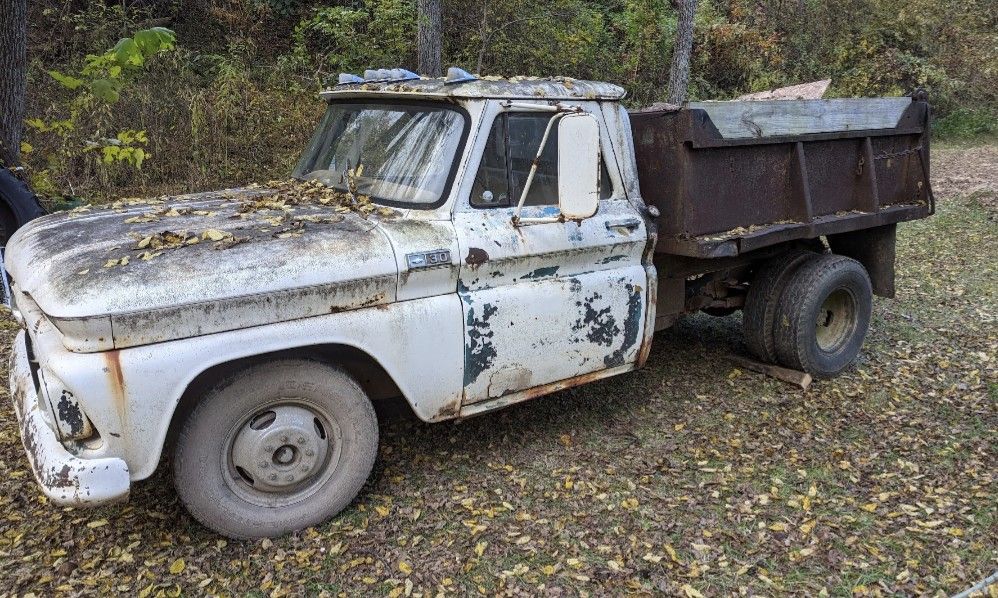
(202, 228, 231, 241)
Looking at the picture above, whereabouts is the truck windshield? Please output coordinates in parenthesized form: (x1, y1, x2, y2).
(293, 102, 466, 207)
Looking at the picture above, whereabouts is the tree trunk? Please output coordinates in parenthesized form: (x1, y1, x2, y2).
(417, 0, 443, 77)
(0, 0, 28, 166)
(667, 0, 698, 105)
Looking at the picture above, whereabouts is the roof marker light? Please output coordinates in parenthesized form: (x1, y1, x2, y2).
(361, 68, 421, 83)
(393, 69, 420, 81)
(444, 67, 477, 84)
(338, 73, 365, 85)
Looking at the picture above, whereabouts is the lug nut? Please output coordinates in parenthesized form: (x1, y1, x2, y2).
(281, 435, 289, 442)
(297, 436, 306, 444)
(286, 474, 294, 482)
(305, 450, 314, 457)
(259, 461, 268, 469)
(265, 445, 274, 452)
(269, 474, 277, 481)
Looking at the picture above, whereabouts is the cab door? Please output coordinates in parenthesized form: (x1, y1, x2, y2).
(454, 107, 649, 406)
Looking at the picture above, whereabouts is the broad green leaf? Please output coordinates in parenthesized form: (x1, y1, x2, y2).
(102, 146, 120, 163)
(134, 27, 175, 58)
(112, 38, 144, 67)
(90, 79, 120, 103)
(47, 70, 83, 90)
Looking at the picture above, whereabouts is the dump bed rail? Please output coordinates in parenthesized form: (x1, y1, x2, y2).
(630, 93, 934, 258)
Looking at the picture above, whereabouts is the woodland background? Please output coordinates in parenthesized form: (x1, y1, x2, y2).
(9, 0, 997, 203)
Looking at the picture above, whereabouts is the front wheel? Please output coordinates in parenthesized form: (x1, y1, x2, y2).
(772, 255, 873, 378)
(173, 360, 378, 538)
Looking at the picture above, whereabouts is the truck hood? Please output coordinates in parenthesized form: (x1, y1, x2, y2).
(5, 187, 400, 352)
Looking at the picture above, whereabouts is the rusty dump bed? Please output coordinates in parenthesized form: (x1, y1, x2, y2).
(629, 94, 934, 258)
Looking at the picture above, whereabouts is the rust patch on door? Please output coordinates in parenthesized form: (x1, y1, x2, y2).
(465, 247, 490, 268)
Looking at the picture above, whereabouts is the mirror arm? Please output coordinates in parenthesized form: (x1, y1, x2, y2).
(512, 112, 574, 225)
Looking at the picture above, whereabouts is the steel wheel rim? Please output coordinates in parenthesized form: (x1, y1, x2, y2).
(222, 399, 342, 507)
(815, 288, 858, 353)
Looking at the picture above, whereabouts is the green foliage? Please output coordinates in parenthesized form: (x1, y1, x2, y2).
(693, 0, 997, 111)
(285, 1, 416, 81)
(47, 26, 176, 103)
(933, 109, 998, 141)
(25, 28, 175, 197)
(19, 0, 997, 204)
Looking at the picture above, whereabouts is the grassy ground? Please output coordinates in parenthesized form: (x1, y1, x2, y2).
(0, 145, 994, 597)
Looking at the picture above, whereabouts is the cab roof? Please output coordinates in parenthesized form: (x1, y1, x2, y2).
(320, 76, 626, 102)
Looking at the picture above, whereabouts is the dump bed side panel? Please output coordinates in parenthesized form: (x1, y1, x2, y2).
(630, 96, 933, 258)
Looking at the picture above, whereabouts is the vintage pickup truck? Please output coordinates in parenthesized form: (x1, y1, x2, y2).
(4, 68, 933, 538)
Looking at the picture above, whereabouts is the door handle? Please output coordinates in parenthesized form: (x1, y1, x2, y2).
(605, 218, 641, 232)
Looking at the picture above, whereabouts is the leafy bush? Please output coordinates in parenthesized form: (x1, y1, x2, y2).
(21, 0, 997, 203)
(933, 109, 998, 140)
(284, 1, 416, 83)
(23, 27, 176, 198)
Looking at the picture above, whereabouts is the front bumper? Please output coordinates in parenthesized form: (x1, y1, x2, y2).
(8, 330, 130, 505)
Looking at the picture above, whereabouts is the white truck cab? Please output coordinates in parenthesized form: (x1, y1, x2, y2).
(5, 70, 657, 538)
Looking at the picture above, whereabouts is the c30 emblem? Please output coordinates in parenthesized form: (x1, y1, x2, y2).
(406, 249, 451, 269)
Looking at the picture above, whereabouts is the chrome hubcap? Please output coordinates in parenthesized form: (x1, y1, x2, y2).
(225, 401, 339, 505)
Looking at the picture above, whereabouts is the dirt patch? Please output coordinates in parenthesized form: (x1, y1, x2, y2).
(932, 143, 998, 211)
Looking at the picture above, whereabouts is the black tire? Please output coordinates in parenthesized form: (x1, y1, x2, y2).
(742, 250, 818, 362)
(772, 255, 872, 378)
(173, 360, 378, 539)
(0, 202, 17, 246)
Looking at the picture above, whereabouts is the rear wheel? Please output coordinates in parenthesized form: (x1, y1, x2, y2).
(173, 360, 378, 538)
(772, 255, 872, 378)
(742, 249, 818, 362)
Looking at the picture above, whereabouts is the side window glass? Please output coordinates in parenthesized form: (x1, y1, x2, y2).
(507, 113, 558, 206)
(471, 117, 509, 207)
(471, 112, 614, 209)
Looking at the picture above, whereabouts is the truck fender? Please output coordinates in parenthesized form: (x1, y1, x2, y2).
(826, 224, 897, 298)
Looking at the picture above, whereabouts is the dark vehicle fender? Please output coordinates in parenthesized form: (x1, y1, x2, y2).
(0, 168, 46, 241)
(826, 224, 897, 298)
